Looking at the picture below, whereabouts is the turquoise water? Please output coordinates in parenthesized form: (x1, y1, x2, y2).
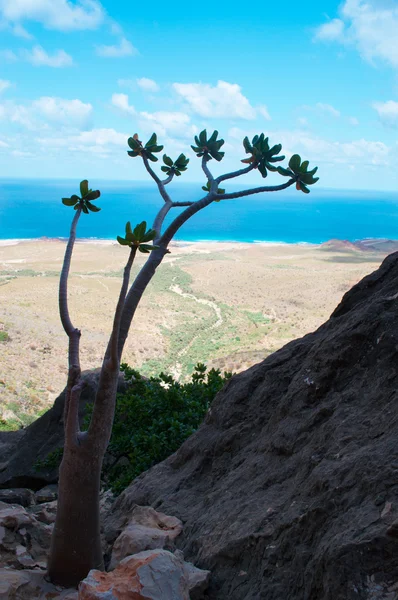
(0, 178, 397, 243)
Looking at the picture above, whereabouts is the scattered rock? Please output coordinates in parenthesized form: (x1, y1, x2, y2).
(28, 500, 58, 525)
(0, 568, 77, 599)
(35, 484, 58, 503)
(0, 502, 51, 570)
(108, 505, 183, 570)
(0, 489, 35, 508)
(79, 549, 189, 600)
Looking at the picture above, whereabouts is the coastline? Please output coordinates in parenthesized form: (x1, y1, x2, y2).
(0, 237, 320, 248)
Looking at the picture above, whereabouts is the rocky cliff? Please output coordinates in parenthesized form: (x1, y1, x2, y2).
(104, 252, 398, 599)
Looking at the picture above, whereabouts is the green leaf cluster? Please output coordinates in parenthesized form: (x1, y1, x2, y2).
(86, 363, 232, 494)
(202, 180, 225, 196)
(277, 154, 319, 194)
(127, 133, 164, 162)
(241, 134, 285, 178)
(161, 153, 190, 177)
(117, 221, 159, 253)
(61, 180, 101, 213)
(191, 130, 225, 161)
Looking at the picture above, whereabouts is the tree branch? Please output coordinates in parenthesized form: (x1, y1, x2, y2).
(152, 202, 173, 239)
(171, 201, 195, 207)
(65, 379, 84, 446)
(142, 154, 172, 203)
(160, 194, 215, 247)
(108, 246, 137, 368)
(202, 156, 214, 182)
(216, 163, 255, 183)
(216, 178, 296, 200)
(59, 207, 81, 338)
(162, 173, 174, 186)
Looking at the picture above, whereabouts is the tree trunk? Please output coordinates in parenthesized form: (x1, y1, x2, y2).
(47, 440, 104, 586)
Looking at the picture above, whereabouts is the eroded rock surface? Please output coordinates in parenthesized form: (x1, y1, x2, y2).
(104, 252, 398, 599)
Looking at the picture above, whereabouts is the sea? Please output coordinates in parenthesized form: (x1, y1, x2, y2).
(0, 178, 397, 244)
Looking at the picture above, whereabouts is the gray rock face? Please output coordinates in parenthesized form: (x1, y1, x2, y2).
(104, 252, 398, 599)
(0, 370, 127, 490)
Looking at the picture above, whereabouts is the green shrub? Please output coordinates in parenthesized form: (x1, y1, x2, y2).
(0, 331, 9, 342)
(35, 364, 231, 494)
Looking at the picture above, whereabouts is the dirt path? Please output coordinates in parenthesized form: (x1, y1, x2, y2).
(168, 283, 224, 380)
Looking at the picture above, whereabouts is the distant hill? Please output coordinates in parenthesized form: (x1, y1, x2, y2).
(320, 238, 398, 253)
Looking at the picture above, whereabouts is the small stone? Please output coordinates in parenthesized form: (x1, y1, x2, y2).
(34, 484, 58, 504)
(381, 501, 393, 519)
(109, 505, 183, 570)
(0, 488, 35, 508)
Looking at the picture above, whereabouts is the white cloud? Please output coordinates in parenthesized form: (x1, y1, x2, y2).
(23, 45, 73, 67)
(138, 111, 197, 138)
(316, 103, 341, 117)
(12, 23, 33, 39)
(349, 116, 359, 125)
(0, 96, 92, 130)
(0, 49, 18, 62)
(228, 126, 390, 168)
(315, 0, 398, 69)
(303, 103, 341, 118)
(373, 100, 398, 127)
(32, 97, 92, 128)
(36, 128, 127, 155)
(0, 139, 9, 147)
(136, 77, 159, 92)
(173, 80, 270, 120)
(111, 93, 136, 117)
(0, 0, 105, 32)
(96, 37, 137, 58)
(314, 18, 345, 41)
(0, 79, 11, 93)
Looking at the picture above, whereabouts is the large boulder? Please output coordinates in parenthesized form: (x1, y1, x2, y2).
(79, 550, 190, 600)
(104, 252, 398, 599)
(0, 370, 127, 490)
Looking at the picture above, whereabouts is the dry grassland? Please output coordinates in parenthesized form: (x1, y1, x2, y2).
(0, 239, 385, 427)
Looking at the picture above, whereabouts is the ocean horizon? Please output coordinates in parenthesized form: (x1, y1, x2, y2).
(0, 178, 397, 244)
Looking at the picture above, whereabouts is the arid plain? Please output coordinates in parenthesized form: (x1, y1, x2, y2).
(0, 239, 387, 427)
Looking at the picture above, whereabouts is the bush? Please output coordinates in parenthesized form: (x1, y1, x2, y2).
(35, 364, 231, 494)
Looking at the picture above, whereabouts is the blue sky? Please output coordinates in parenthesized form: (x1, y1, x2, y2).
(0, 0, 397, 191)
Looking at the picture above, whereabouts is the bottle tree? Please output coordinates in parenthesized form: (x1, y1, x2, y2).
(47, 130, 319, 586)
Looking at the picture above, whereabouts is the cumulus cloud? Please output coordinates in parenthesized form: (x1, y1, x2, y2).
(96, 37, 137, 57)
(315, 0, 398, 69)
(138, 111, 197, 138)
(36, 128, 127, 156)
(173, 80, 271, 120)
(314, 18, 345, 41)
(373, 100, 398, 128)
(136, 77, 159, 92)
(111, 93, 136, 117)
(0, 79, 11, 93)
(228, 126, 390, 168)
(0, 96, 92, 130)
(22, 45, 73, 67)
(0, 0, 105, 32)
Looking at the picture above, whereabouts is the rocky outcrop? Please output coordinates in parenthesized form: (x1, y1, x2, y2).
(104, 252, 398, 599)
(0, 370, 127, 490)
